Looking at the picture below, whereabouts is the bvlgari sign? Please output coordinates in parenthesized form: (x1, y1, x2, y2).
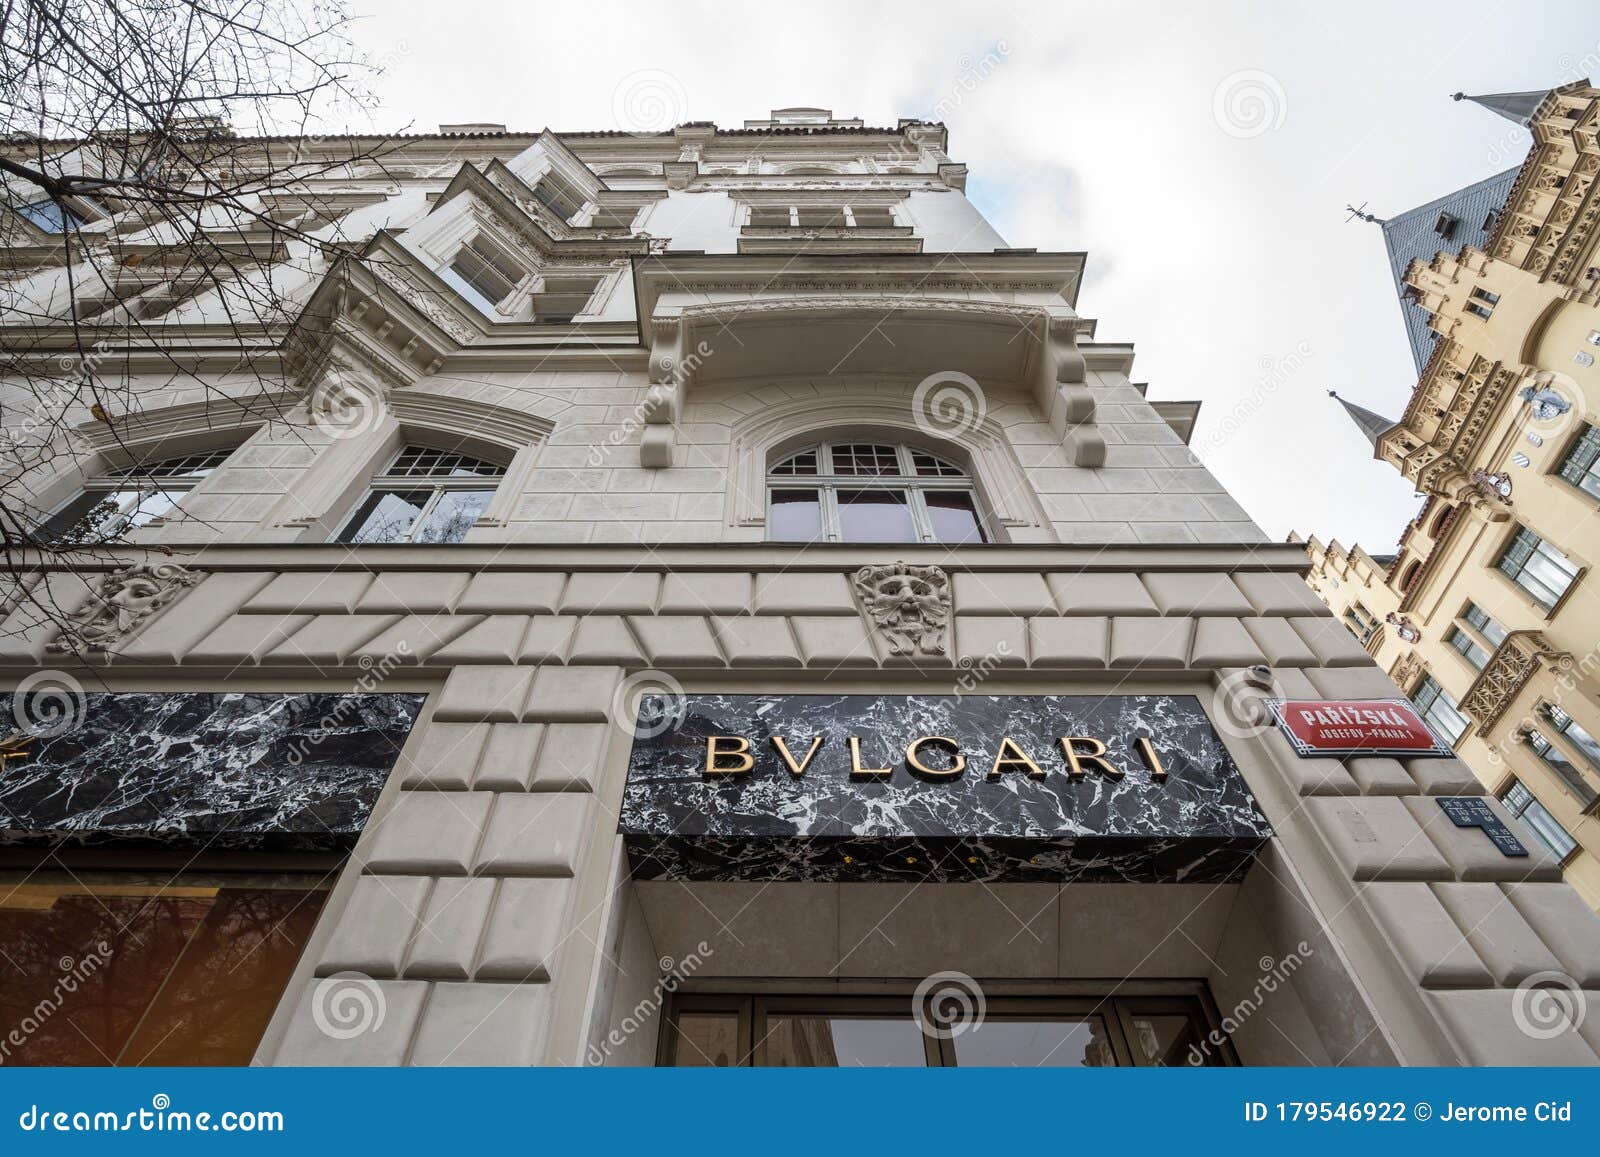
(621, 694, 1273, 884)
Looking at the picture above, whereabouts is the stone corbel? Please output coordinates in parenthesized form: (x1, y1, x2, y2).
(640, 313, 691, 468)
(663, 161, 698, 190)
(1033, 315, 1102, 467)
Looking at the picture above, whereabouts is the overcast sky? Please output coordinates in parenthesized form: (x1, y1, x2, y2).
(346, 0, 1600, 549)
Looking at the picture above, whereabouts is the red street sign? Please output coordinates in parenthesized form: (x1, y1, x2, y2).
(1264, 698, 1454, 758)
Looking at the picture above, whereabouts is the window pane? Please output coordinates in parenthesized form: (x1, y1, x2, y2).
(1447, 628, 1490, 670)
(388, 446, 506, 479)
(340, 489, 431, 544)
(952, 1017, 1117, 1067)
(0, 884, 323, 1066)
(1501, 781, 1578, 860)
(1127, 1015, 1208, 1066)
(762, 1016, 928, 1067)
(671, 1013, 741, 1066)
(831, 444, 901, 476)
(413, 489, 493, 544)
(1413, 676, 1469, 746)
(770, 449, 819, 476)
(1545, 704, 1600, 770)
(769, 489, 823, 541)
(911, 450, 965, 477)
(1464, 603, 1507, 648)
(837, 489, 917, 542)
(1558, 424, 1600, 499)
(924, 490, 985, 543)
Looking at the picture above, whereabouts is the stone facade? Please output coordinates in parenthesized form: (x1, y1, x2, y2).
(2, 107, 1598, 1067)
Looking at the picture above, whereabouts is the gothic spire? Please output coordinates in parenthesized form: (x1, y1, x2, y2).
(1328, 390, 1396, 449)
(1450, 89, 1548, 127)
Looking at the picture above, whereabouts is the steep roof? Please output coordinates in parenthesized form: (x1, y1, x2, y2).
(1380, 167, 1519, 372)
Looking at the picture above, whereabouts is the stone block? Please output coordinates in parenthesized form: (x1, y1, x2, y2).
(1108, 616, 1190, 668)
(660, 573, 753, 615)
(1405, 757, 1486, 796)
(525, 666, 622, 722)
(1290, 615, 1377, 667)
(245, 571, 372, 614)
(1241, 617, 1318, 666)
(476, 879, 572, 981)
(1189, 618, 1266, 668)
(753, 572, 856, 615)
(791, 616, 879, 667)
(528, 724, 609, 792)
(408, 982, 551, 1066)
(1305, 797, 1452, 881)
(1359, 882, 1491, 988)
(433, 666, 535, 723)
(185, 613, 311, 665)
(405, 878, 498, 980)
(567, 616, 645, 665)
(400, 722, 489, 790)
(953, 572, 1055, 616)
(317, 875, 430, 978)
(1235, 571, 1328, 616)
(953, 616, 1029, 669)
(458, 571, 564, 614)
(1427, 991, 1600, 1065)
(273, 979, 428, 1065)
(518, 615, 578, 664)
(1028, 617, 1108, 667)
(1502, 882, 1600, 986)
(474, 794, 592, 876)
(271, 615, 401, 664)
(358, 572, 470, 614)
(1044, 572, 1157, 615)
(1345, 757, 1418, 796)
(1142, 572, 1254, 616)
(1432, 881, 1564, 986)
(471, 723, 543, 791)
(362, 792, 494, 876)
(120, 572, 275, 663)
(558, 572, 660, 614)
(630, 615, 725, 666)
(1305, 666, 1408, 700)
(714, 616, 802, 667)
(433, 616, 529, 664)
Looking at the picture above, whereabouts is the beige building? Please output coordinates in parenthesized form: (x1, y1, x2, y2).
(1303, 82, 1600, 910)
(2, 106, 1599, 1068)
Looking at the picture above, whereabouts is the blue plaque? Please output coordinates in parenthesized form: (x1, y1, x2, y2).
(1437, 796, 1528, 858)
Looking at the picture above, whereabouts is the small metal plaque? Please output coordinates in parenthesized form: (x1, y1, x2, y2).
(1437, 797, 1528, 858)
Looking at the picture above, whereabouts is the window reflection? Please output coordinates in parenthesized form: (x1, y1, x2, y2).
(763, 1017, 928, 1066)
(951, 1017, 1116, 1067)
(0, 883, 326, 1066)
(837, 489, 918, 543)
(671, 1013, 741, 1066)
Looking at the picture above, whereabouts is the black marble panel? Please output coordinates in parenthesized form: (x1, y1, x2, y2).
(622, 693, 1272, 883)
(0, 692, 425, 852)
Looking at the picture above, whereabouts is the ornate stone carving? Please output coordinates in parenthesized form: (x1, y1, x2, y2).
(1461, 630, 1575, 737)
(48, 563, 205, 654)
(1385, 613, 1421, 643)
(1389, 651, 1425, 692)
(852, 563, 951, 657)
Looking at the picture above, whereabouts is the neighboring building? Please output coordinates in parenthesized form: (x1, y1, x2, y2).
(1304, 82, 1600, 910)
(3, 106, 1599, 1069)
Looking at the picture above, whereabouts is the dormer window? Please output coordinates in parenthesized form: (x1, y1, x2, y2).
(1433, 212, 1459, 239)
(438, 234, 525, 314)
(767, 442, 987, 544)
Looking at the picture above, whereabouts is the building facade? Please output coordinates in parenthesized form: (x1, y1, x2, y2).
(1304, 82, 1600, 912)
(3, 107, 1599, 1068)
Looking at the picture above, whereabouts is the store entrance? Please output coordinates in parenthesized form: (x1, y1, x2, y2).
(659, 989, 1235, 1067)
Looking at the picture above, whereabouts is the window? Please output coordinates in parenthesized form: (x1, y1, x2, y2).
(1557, 423, 1600, 500)
(766, 442, 987, 544)
(1500, 780, 1578, 860)
(1586, 330, 1600, 346)
(339, 444, 506, 544)
(39, 448, 234, 541)
(1446, 626, 1492, 671)
(1342, 603, 1379, 646)
(533, 175, 585, 222)
(661, 993, 1230, 1067)
(1497, 526, 1580, 610)
(437, 234, 524, 313)
(13, 197, 94, 233)
(1524, 727, 1599, 807)
(1464, 287, 1498, 321)
(1412, 675, 1470, 747)
(0, 877, 327, 1065)
(1538, 702, 1600, 773)
(1462, 602, 1507, 649)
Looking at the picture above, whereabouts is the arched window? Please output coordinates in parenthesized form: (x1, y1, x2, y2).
(338, 444, 508, 544)
(767, 441, 986, 543)
(40, 446, 238, 541)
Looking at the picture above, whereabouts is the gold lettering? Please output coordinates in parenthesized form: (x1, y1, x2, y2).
(1135, 736, 1168, 782)
(905, 735, 965, 780)
(704, 735, 754, 775)
(849, 736, 892, 779)
(987, 736, 1045, 780)
(1058, 736, 1122, 780)
(0, 731, 31, 771)
(770, 735, 824, 776)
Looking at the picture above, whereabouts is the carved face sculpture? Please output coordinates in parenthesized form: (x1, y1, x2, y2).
(871, 573, 944, 624)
